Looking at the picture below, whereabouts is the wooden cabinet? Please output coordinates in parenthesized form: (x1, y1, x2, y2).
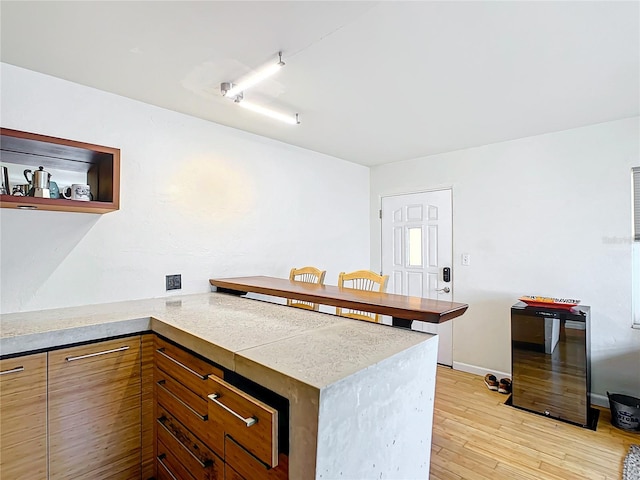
(1, 333, 288, 480)
(154, 336, 288, 480)
(0, 128, 120, 213)
(154, 336, 224, 479)
(48, 337, 142, 479)
(0, 352, 47, 479)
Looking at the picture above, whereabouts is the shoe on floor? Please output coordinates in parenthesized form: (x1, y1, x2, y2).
(484, 373, 499, 391)
(498, 378, 512, 394)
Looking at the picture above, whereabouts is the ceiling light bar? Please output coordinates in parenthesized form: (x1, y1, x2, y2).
(222, 52, 285, 98)
(220, 52, 299, 125)
(236, 99, 300, 125)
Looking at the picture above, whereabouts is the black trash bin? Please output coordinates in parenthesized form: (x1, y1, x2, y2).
(607, 392, 640, 432)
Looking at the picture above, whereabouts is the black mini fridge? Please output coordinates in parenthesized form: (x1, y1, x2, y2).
(510, 303, 596, 428)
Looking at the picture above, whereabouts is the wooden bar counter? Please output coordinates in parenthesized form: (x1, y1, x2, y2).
(209, 275, 468, 324)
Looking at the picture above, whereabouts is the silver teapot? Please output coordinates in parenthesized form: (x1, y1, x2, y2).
(24, 166, 51, 197)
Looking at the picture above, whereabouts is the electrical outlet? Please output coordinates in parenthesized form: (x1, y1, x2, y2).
(166, 274, 182, 290)
(461, 253, 471, 266)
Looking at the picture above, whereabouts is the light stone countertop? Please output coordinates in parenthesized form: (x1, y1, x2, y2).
(0, 292, 431, 389)
(0, 292, 438, 478)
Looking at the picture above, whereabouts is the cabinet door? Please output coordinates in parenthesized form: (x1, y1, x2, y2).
(0, 352, 47, 479)
(48, 337, 142, 479)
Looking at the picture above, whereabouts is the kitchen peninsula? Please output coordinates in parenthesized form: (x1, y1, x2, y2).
(0, 291, 444, 479)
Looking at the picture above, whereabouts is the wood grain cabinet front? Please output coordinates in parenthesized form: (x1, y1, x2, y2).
(157, 405, 223, 480)
(0, 352, 48, 480)
(153, 336, 288, 480)
(224, 435, 289, 480)
(48, 337, 142, 480)
(154, 336, 226, 479)
(155, 369, 217, 458)
(207, 375, 279, 468)
(155, 337, 223, 398)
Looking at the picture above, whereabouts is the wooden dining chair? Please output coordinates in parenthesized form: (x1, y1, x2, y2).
(336, 270, 389, 323)
(288, 266, 326, 311)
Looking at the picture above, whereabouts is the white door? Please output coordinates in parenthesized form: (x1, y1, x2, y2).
(381, 189, 453, 366)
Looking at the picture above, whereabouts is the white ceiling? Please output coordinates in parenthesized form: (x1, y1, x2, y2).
(1, 1, 638, 166)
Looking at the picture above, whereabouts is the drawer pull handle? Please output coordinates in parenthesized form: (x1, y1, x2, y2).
(156, 348, 208, 380)
(208, 393, 257, 427)
(65, 346, 129, 362)
(157, 380, 207, 421)
(157, 454, 178, 480)
(0, 366, 24, 376)
(156, 416, 211, 468)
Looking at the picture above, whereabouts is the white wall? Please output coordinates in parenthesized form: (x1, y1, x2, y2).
(370, 117, 640, 401)
(0, 63, 370, 313)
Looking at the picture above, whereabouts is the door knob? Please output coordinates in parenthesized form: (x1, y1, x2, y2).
(436, 287, 451, 293)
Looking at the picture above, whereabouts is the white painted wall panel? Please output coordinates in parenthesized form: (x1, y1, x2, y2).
(0, 63, 370, 313)
(370, 117, 640, 401)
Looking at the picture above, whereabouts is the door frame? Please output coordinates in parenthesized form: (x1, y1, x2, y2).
(378, 186, 455, 366)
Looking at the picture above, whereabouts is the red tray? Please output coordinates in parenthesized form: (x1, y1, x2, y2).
(519, 296, 580, 310)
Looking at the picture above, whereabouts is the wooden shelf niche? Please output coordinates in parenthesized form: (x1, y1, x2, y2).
(0, 128, 120, 214)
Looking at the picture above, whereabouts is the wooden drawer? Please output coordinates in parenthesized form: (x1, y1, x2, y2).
(225, 464, 245, 480)
(156, 440, 194, 480)
(0, 353, 47, 480)
(156, 368, 208, 418)
(155, 337, 223, 399)
(157, 404, 222, 480)
(156, 375, 213, 453)
(207, 375, 278, 468)
(225, 436, 288, 480)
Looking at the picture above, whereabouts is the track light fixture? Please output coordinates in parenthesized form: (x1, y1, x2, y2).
(222, 52, 284, 99)
(237, 99, 300, 125)
(221, 52, 299, 125)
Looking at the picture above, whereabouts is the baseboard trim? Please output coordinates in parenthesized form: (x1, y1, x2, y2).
(590, 392, 609, 408)
(452, 361, 510, 380)
(452, 362, 610, 408)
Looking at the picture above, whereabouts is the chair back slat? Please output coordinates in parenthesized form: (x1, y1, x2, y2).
(288, 266, 326, 311)
(336, 270, 389, 323)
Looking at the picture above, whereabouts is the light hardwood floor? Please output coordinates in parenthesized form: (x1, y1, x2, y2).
(431, 366, 638, 480)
